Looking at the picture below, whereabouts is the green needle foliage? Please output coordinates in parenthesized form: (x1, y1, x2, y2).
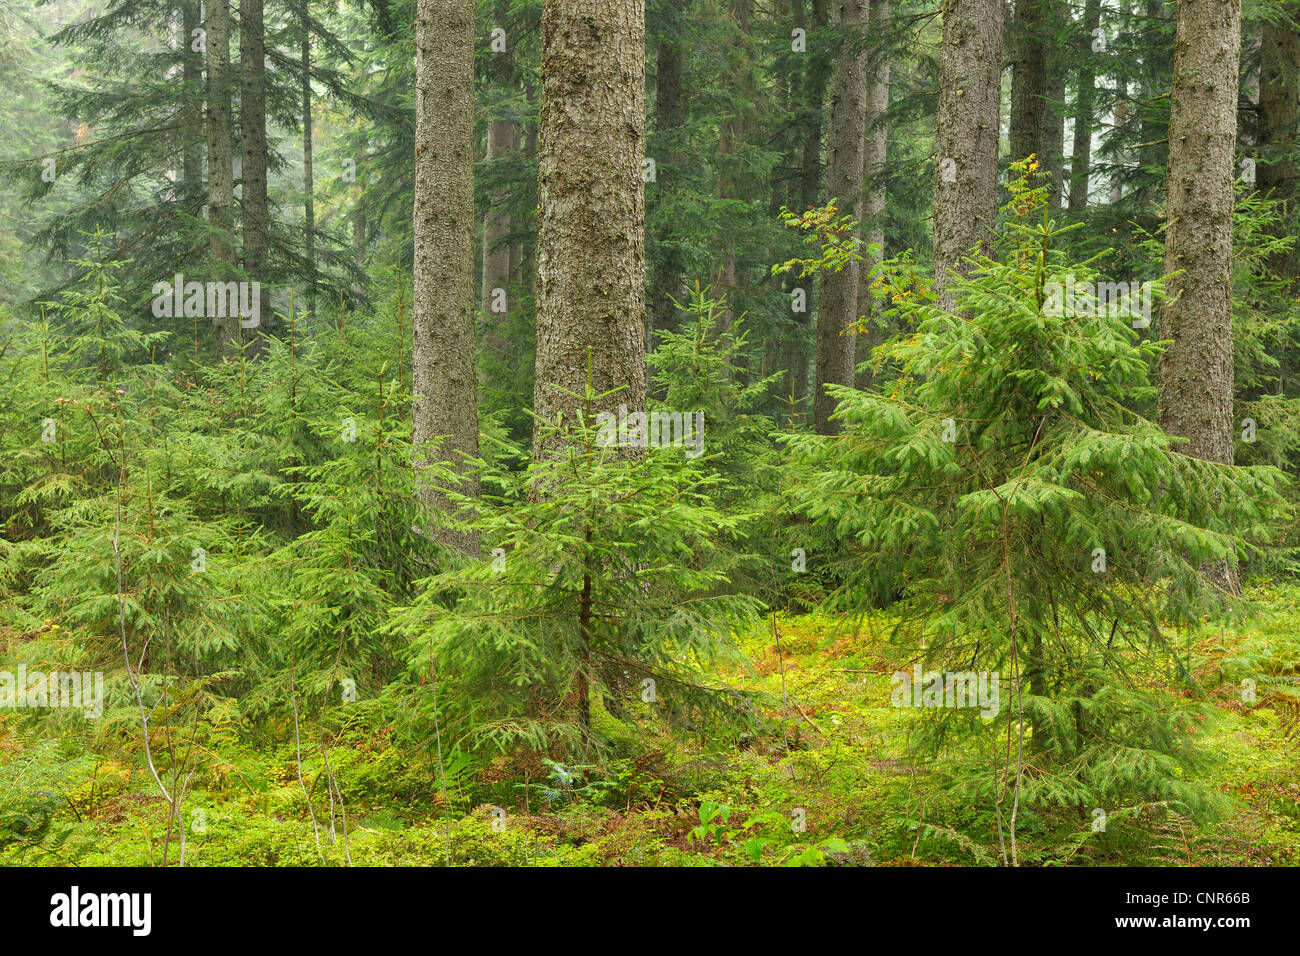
(389, 377, 764, 759)
(786, 164, 1291, 837)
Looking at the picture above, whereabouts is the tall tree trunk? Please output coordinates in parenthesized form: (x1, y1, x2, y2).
(1259, 2, 1299, 283)
(1009, 0, 1047, 168)
(932, 0, 1004, 309)
(507, 122, 523, 292)
(649, 14, 685, 345)
(785, 0, 831, 423)
(520, 95, 539, 319)
(301, 0, 316, 313)
(481, 0, 518, 387)
(413, 0, 481, 554)
(481, 117, 516, 386)
(1158, 0, 1242, 594)
(1136, 0, 1171, 216)
(813, 0, 868, 435)
(1041, 0, 1067, 208)
(799, 0, 833, 214)
(240, 0, 271, 345)
(182, 2, 203, 191)
(532, 0, 647, 460)
(714, 0, 755, 336)
(1242, 25, 1262, 146)
(352, 195, 365, 262)
(206, 0, 238, 357)
(1069, 0, 1101, 212)
(1108, 0, 1130, 205)
(856, 0, 889, 389)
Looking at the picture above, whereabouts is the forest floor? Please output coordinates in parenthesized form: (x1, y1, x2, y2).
(3, 584, 1299, 867)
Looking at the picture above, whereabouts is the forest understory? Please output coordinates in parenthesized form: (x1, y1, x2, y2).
(5, 591, 1299, 868)
(2, 0, 1300, 883)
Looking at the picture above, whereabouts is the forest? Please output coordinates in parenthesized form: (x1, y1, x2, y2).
(0, 0, 1297, 877)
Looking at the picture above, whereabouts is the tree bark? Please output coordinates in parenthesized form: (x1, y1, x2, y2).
(799, 0, 833, 216)
(533, 0, 647, 460)
(240, 0, 271, 345)
(856, 0, 889, 389)
(932, 0, 1004, 310)
(182, 2, 203, 191)
(1041, 0, 1067, 208)
(301, 0, 316, 313)
(1136, 0, 1172, 216)
(481, 0, 518, 385)
(481, 117, 516, 387)
(714, 0, 755, 337)
(352, 196, 365, 262)
(785, 0, 831, 423)
(649, 16, 685, 344)
(1068, 0, 1101, 212)
(1158, 0, 1242, 593)
(813, 0, 869, 435)
(1009, 0, 1047, 168)
(413, 0, 481, 554)
(206, 0, 238, 357)
(1108, 0, 1130, 205)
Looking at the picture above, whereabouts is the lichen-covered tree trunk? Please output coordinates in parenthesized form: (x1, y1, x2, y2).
(814, 0, 868, 435)
(932, 0, 1003, 310)
(856, 0, 890, 389)
(532, 0, 647, 459)
(205, 0, 238, 357)
(1158, 0, 1242, 592)
(413, 0, 480, 554)
(240, 0, 271, 346)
